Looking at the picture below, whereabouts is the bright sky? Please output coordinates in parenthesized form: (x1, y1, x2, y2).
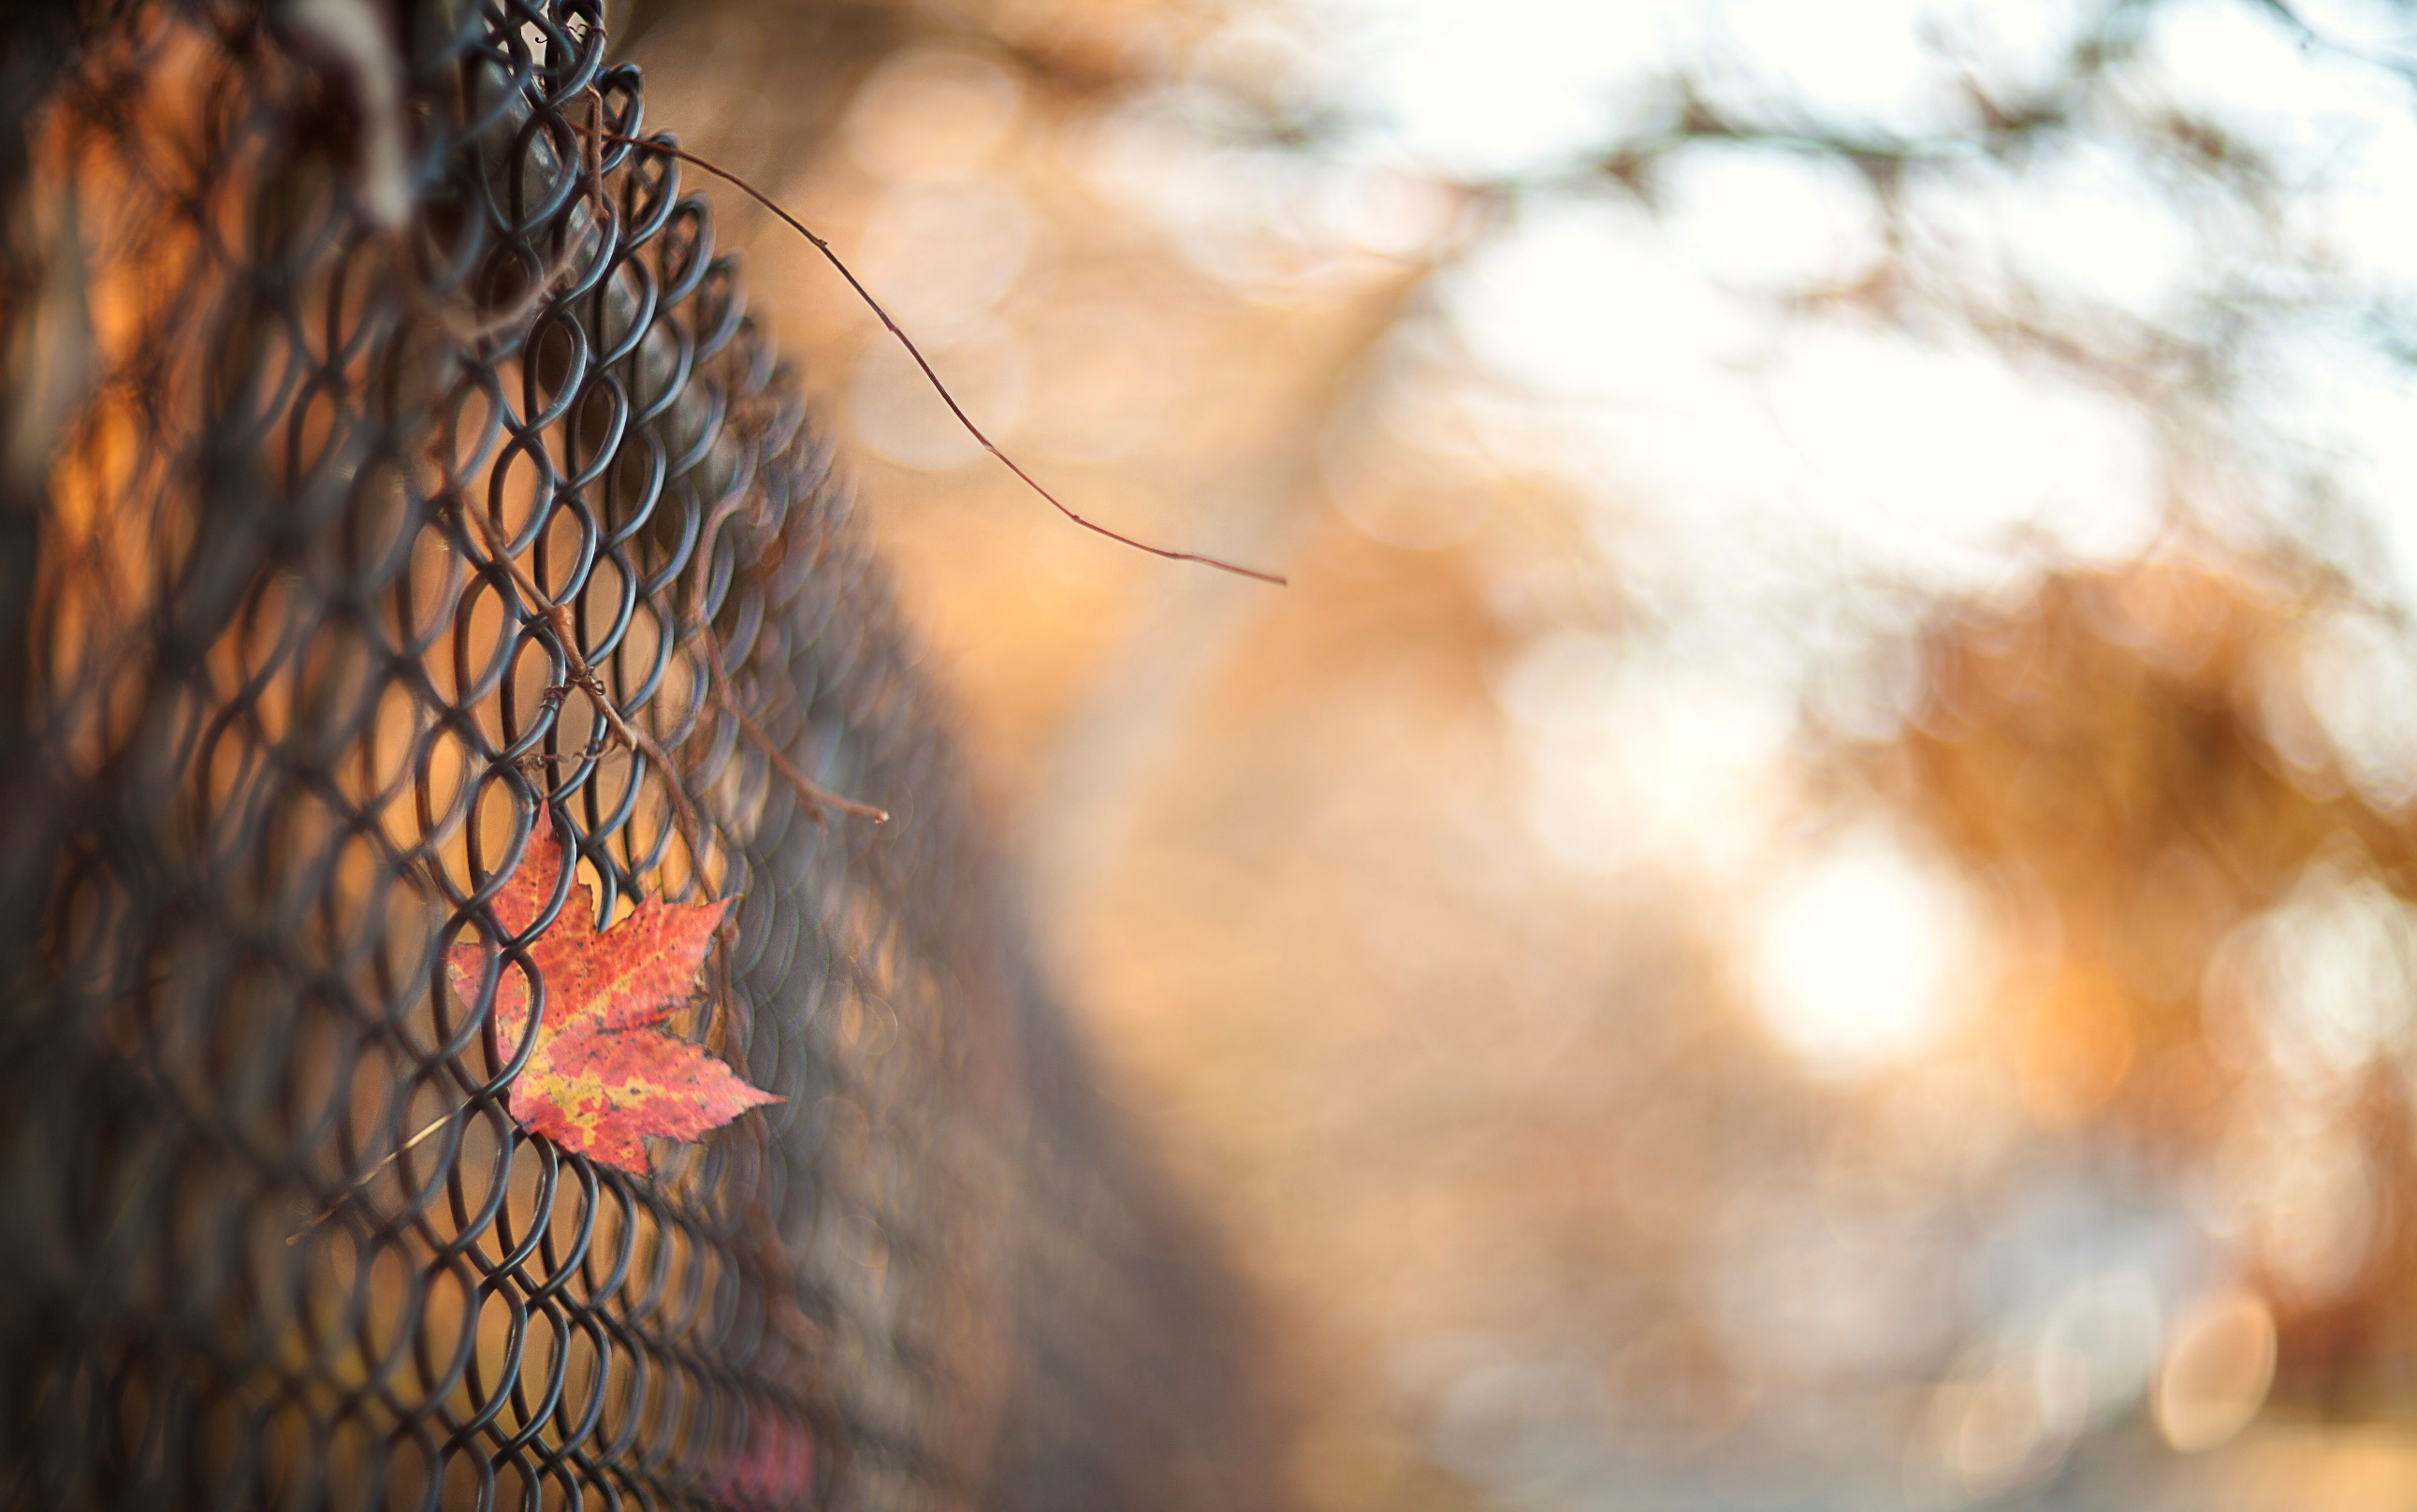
(1288, 0, 2417, 603)
(1251, 0, 2417, 1071)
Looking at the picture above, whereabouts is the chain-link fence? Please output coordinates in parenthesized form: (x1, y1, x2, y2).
(0, 3, 1283, 1507)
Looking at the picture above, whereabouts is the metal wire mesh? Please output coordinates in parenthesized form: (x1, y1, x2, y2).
(0, 3, 1286, 1508)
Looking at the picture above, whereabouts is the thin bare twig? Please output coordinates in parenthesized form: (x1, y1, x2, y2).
(707, 635, 889, 823)
(683, 491, 888, 823)
(454, 500, 709, 860)
(604, 131, 1289, 589)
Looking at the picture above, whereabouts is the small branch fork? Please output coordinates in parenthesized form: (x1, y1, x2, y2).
(470, 502, 883, 827)
(473, 95, 884, 831)
(601, 131, 1289, 589)
(455, 501, 716, 850)
(683, 479, 888, 823)
(709, 642, 889, 823)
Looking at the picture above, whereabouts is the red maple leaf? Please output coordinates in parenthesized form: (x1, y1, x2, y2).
(445, 829, 779, 1174)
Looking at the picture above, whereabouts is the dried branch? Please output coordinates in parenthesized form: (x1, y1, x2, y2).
(683, 489, 888, 824)
(604, 131, 1289, 588)
(455, 499, 708, 859)
(705, 634, 889, 823)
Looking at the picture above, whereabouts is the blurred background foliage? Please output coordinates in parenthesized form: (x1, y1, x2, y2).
(615, 0, 2417, 1506)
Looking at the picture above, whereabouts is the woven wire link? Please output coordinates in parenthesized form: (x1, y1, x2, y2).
(0, 1, 1050, 1506)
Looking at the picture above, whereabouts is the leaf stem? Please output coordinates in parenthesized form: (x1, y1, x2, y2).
(284, 1110, 457, 1244)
